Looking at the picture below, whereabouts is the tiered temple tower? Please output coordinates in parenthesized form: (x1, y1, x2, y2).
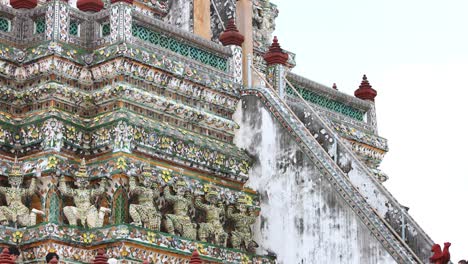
(0, 0, 433, 263)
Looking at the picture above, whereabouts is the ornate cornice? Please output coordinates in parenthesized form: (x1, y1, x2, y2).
(0, 83, 239, 135)
(287, 72, 373, 112)
(132, 10, 231, 58)
(0, 42, 241, 98)
(0, 223, 273, 263)
(0, 110, 252, 179)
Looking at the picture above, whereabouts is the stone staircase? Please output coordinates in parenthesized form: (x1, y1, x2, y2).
(240, 77, 433, 263)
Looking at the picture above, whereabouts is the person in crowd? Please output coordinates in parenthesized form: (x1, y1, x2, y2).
(45, 252, 60, 263)
(8, 246, 21, 263)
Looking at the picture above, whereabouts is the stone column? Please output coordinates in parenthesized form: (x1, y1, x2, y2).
(110, 0, 133, 43)
(45, 0, 70, 42)
(236, 0, 253, 87)
(193, 0, 211, 40)
(219, 19, 244, 85)
(263, 36, 289, 98)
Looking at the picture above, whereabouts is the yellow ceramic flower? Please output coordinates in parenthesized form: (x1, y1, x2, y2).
(203, 184, 212, 193)
(134, 130, 142, 140)
(147, 231, 157, 243)
(120, 248, 129, 257)
(116, 157, 127, 170)
(240, 161, 249, 174)
(12, 231, 23, 243)
(161, 170, 172, 183)
(245, 195, 253, 206)
(196, 243, 207, 255)
(47, 156, 58, 169)
(241, 254, 250, 264)
(82, 233, 94, 244)
(215, 154, 225, 166)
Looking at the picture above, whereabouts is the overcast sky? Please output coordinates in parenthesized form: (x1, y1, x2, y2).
(273, 0, 468, 261)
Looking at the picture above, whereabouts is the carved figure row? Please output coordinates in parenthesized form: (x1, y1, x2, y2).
(128, 166, 258, 252)
(0, 159, 258, 252)
(0, 158, 44, 227)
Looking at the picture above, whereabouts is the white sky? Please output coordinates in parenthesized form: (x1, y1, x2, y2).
(274, 0, 468, 261)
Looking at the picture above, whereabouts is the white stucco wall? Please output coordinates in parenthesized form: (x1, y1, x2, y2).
(234, 97, 397, 264)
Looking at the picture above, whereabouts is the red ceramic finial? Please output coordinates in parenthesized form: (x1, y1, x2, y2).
(332, 83, 338, 90)
(10, 0, 38, 9)
(0, 248, 14, 264)
(219, 19, 245, 47)
(354, 74, 377, 101)
(189, 250, 202, 264)
(77, 0, 104, 12)
(111, 0, 133, 4)
(263, 36, 289, 66)
(48, 256, 59, 264)
(429, 242, 451, 264)
(92, 249, 109, 264)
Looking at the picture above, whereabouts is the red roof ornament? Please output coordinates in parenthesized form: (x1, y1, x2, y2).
(263, 36, 289, 66)
(10, 0, 38, 9)
(110, 0, 133, 4)
(92, 249, 109, 264)
(354, 74, 377, 101)
(189, 250, 202, 264)
(0, 248, 14, 264)
(77, 0, 104, 12)
(332, 83, 338, 90)
(429, 242, 451, 264)
(219, 19, 244, 47)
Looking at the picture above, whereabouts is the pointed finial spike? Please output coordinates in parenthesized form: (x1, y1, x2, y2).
(77, 0, 104, 12)
(354, 74, 377, 101)
(219, 19, 244, 46)
(10, 0, 38, 9)
(264, 36, 289, 66)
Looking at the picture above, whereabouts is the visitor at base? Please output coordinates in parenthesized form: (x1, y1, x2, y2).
(45, 252, 60, 263)
(8, 246, 21, 263)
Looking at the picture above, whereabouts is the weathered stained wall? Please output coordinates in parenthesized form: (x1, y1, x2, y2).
(234, 97, 397, 264)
